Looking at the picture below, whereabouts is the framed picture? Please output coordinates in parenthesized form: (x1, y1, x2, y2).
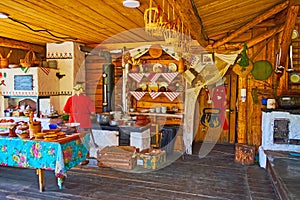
(201, 52, 214, 65)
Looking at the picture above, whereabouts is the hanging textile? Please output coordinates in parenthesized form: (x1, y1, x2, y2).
(183, 52, 238, 155)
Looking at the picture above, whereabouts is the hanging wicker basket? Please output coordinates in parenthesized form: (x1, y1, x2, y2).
(144, 7, 163, 37)
(20, 50, 40, 68)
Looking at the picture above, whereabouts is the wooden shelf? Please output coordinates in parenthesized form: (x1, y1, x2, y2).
(129, 112, 184, 119)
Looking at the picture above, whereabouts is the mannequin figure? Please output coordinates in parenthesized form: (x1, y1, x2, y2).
(63, 83, 97, 165)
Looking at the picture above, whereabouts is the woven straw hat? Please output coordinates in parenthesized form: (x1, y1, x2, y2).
(73, 84, 83, 91)
(73, 84, 84, 95)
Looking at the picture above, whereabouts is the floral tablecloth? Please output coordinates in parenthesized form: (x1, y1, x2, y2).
(0, 133, 89, 188)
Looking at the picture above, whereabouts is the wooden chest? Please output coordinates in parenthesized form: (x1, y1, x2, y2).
(234, 143, 255, 165)
(97, 146, 137, 170)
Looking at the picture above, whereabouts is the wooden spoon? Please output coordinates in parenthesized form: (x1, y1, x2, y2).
(6, 50, 12, 58)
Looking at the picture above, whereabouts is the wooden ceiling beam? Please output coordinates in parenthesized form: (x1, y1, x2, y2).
(279, 5, 299, 67)
(169, 0, 208, 47)
(0, 37, 45, 55)
(212, 1, 289, 49)
(205, 25, 284, 52)
(290, 0, 300, 6)
(247, 24, 284, 49)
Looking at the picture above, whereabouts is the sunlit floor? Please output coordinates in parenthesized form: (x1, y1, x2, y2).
(0, 143, 280, 200)
(265, 150, 300, 200)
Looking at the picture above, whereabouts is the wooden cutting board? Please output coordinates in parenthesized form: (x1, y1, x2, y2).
(232, 61, 253, 77)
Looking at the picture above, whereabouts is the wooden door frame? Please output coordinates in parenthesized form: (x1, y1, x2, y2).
(227, 69, 238, 144)
(194, 68, 237, 144)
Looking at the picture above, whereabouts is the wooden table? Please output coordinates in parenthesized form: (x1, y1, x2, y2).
(0, 132, 89, 192)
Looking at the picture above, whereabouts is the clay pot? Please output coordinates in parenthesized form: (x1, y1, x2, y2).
(131, 65, 140, 73)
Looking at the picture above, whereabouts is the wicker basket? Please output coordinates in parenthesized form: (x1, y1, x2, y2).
(0, 58, 9, 68)
(20, 50, 40, 68)
(144, 4, 163, 37)
(29, 121, 41, 139)
(17, 132, 29, 139)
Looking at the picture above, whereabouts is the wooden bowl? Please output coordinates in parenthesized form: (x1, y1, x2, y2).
(17, 132, 29, 139)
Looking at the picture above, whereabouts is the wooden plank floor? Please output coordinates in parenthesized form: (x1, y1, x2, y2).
(0, 144, 279, 200)
(265, 150, 300, 200)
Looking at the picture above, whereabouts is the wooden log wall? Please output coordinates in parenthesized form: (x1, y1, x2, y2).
(237, 24, 300, 148)
(85, 54, 123, 113)
(196, 24, 300, 149)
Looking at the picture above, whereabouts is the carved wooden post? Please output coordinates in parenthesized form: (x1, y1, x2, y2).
(237, 77, 247, 144)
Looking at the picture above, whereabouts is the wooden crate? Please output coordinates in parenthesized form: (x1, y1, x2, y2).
(136, 148, 166, 170)
(97, 146, 137, 170)
(234, 143, 255, 165)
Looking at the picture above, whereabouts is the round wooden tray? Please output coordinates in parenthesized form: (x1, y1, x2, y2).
(149, 44, 162, 58)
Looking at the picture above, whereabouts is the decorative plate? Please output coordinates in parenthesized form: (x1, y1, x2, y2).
(149, 44, 163, 58)
(292, 30, 299, 40)
(168, 63, 177, 72)
(153, 63, 163, 73)
(290, 74, 300, 83)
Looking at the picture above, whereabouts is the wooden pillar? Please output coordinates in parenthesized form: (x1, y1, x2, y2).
(279, 5, 299, 68)
(237, 77, 247, 144)
(229, 73, 238, 144)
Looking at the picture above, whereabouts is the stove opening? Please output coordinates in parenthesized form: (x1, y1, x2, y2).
(273, 119, 289, 144)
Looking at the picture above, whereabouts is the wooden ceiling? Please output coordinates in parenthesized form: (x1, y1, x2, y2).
(0, 0, 298, 54)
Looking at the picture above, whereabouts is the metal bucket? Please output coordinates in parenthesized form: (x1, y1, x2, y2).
(96, 113, 112, 125)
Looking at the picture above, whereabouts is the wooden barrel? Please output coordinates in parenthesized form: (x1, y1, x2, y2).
(29, 120, 41, 139)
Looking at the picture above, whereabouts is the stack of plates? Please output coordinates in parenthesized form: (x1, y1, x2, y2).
(43, 133, 58, 141)
(8, 64, 19, 68)
(0, 129, 9, 136)
(168, 63, 177, 72)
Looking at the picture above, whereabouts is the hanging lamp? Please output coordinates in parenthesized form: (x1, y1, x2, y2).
(123, 0, 140, 8)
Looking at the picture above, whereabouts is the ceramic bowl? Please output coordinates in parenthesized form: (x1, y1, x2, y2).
(109, 120, 119, 126)
(49, 124, 58, 129)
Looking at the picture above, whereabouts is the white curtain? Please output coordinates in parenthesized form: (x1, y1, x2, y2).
(183, 52, 238, 154)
